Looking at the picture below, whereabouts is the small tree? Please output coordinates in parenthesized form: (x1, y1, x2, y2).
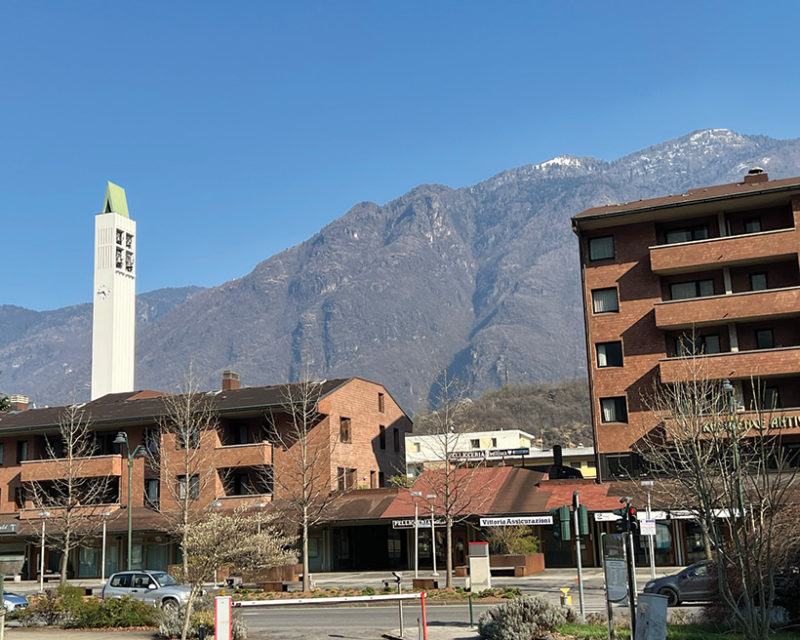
(0, 371, 10, 412)
(28, 403, 113, 585)
(415, 371, 489, 588)
(147, 369, 220, 578)
(268, 373, 337, 591)
(179, 508, 295, 640)
(638, 354, 796, 640)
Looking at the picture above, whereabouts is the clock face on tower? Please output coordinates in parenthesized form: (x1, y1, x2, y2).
(96, 285, 110, 300)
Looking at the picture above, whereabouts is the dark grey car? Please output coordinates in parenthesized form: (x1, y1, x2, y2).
(102, 570, 191, 609)
(643, 561, 717, 606)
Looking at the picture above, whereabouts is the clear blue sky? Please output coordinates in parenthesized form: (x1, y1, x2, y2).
(2, 1, 798, 310)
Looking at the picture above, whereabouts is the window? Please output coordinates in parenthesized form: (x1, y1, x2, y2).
(379, 425, 386, 450)
(470, 439, 480, 449)
(178, 427, 199, 449)
(675, 334, 721, 356)
(177, 474, 199, 501)
(764, 386, 781, 410)
(393, 427, 400, 452)
(491, 438, 497, 447)
(337, 467, 356, 491)
(600, 397, 628, 423)
(143, 429, 159, 455)
(413, 442, 421, 453)
(16, 441, 28, 464)
(0, 443, 4, 465)
(145, 479, 160, 509)
(589, 236, 614, 261)
(110, 573, 132, 588)
(378, 393, 385, 413)
(596, 341, 623, 367)
(379, 471, 385, 488)
(750, 273, 768, 291)
(370, 470, 377, 488)
(14, 486, 26, 509)
(339, 417, 351, 443)
(592, 288, 619, 313)
(605, 453, 636, 479)
(665, 225, 709, 244)
(670, 279, 714, 300)
(744, 217, 762, 233)
(755, 329, 774, 349)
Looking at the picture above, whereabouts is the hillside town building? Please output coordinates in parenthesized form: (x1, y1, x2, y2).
(0, 375, 410, 579)
(406, 430, 596, 478)
(572, 169, 800, 481)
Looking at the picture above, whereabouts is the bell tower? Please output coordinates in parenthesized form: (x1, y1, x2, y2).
(91, 182, 136, 400)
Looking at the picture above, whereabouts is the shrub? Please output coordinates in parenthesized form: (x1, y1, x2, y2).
(14, 585, 85, 626)
(67, 596, 157, 628)
(362, 586, 376, 596)
(478, 595, 580, 640)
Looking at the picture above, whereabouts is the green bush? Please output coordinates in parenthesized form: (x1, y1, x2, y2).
(67, 596, 157, 628)
(362, 586, 376, 595)
(478, 595, 580, 640)
(14, 585, 85, 626)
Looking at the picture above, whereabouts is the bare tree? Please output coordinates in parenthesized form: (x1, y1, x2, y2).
(268, 373, 337, 591)
(27, 403, 113, 585)
(146, 369, 220, 578)
(637, 354, 797, 640)
(178, 508, 295, 640)
(415, 371, 489, 588)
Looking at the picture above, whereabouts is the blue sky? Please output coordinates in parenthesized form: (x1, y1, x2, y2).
(2, 1, 799, 310)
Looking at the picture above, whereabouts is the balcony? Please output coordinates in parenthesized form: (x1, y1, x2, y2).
(659, 346, 800, 384)
(650, 228, 798, 275)
(20, 454, 122, 483)
(213, 494, 272, 510)
(213, 442, 272, 469)
(654, 286, 800, 330)
(18, 503, 122, 520)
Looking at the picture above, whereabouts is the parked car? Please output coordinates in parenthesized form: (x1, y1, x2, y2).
(102, 570, 191, 609)
(643, 561, 716, 606)
(3, 592, 28, 612)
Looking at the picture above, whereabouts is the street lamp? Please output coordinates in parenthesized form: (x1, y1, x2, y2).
(100, 511, 111, 582)
(409, 491, 422, 578)
(113, 432, 143, 570)
(426, 494, 438, 577)
(253, 502, 266, 534)
(38, 511, 49, 592)
(641, 480, 656, 579)
(722, 379, 746, 516)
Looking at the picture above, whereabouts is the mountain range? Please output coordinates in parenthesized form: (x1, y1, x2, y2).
(3, 129, 800, 414)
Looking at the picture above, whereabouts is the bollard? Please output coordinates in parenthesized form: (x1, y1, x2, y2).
(559, 587, 572, 607)
(469, 594, 474, 627)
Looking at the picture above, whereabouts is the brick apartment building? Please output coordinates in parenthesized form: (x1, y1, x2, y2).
(572, 169, 800, 482)
(0, 375, 411, 579)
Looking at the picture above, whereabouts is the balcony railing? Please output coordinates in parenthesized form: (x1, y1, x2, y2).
(654, 286, 800, 329)
(213, 442, 273, 469)
(20, 454, 123, 483)
(659, 346, 800, 383)
(649, 227, 798, 275)
(213, 494, 272, 510)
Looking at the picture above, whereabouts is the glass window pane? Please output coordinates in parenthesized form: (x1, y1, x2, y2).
(589, 236, 614, 261)
(756, 330, 774, 349)
(745, 218, 762, 233)
(671, 282, 697, 300)
(693, 226, 709, 240)
(750, 273, 767, 291)
(597, 342, 623, 367)
(698, 280, 714, 296)
(592, 288, 618, 313)
(702, 335, 721, 354)
(666, 229, 691, 244)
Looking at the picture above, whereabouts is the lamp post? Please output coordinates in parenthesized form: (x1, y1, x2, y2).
(722, 379, 746, 515)
(113, 432, 143, 570)
(641, 480, 656, 579)
(38, 511, 49, 592)
(253, 502, 266, 534)
(100, 511, 111, 582)
(426, 494, 438, 577)
(409, 491, 421, 578)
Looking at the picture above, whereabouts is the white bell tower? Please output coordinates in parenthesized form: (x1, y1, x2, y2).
(91, 182, 136, 400)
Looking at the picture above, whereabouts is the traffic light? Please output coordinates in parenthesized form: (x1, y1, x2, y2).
(627, 505, 638, 533)
(549, 505, 571, 541)
(578, 505, 589, 536)
(612, 507, 627, 533)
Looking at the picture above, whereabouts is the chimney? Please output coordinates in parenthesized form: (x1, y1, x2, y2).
(9, 395, 30, 411)
(552, 444, 563, 467)
(222, 370, 240, 391)
(744, 167, 769, 185)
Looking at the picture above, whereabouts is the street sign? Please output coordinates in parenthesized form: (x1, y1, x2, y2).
(640, 519, 656, 536)
(0, 524, 18, 535)
(479, 516, 553, 527)
(602, 534, 627, 603)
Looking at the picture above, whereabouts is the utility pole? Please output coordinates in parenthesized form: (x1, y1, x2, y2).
(572, 491, 585, 617)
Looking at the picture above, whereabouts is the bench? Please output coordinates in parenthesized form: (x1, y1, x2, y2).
(411, 578, 438, 590)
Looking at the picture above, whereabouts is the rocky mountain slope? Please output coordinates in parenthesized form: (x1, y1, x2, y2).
(3, 129, 800, 413)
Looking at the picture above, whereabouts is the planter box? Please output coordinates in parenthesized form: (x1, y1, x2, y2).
(489, 553, 545, 576)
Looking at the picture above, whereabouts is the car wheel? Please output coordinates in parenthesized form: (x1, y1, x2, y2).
(162, 598, 179, 612)
(658, 587, 680, 607)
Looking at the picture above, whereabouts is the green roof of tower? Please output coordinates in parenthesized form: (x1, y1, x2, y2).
(102, 181, 129, 218)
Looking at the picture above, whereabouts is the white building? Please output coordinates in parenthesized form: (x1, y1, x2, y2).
(405, 429, 596, 478)
(91, 182, 136, 400)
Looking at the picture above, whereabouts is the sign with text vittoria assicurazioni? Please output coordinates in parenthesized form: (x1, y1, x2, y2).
(702, 414, 800, 432)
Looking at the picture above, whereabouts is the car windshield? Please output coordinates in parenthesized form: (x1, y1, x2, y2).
(149, 572, 178, 586)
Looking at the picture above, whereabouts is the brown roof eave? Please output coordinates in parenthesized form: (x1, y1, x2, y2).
(572, 182, 800, 232)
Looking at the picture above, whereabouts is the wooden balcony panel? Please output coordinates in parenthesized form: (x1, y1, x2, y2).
(659, 347, 800, 384)
(650, 228, 798, 275)
(654, 286, 800, 330)
(20, 455, 122, 483)
(213, 494, 272, 510)
(213, 442, 273, 469)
